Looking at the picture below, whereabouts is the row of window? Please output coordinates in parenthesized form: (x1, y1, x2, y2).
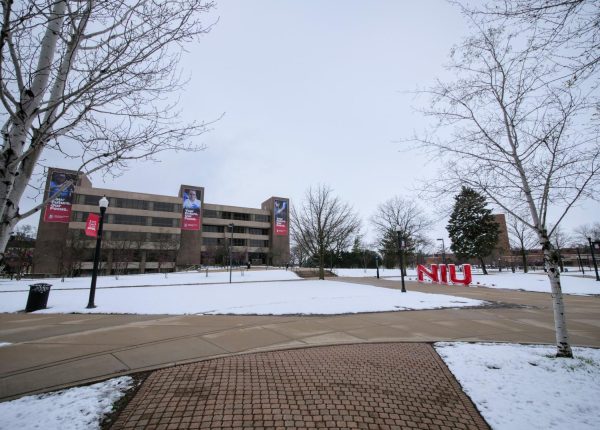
(203, 210, 270, 222)
(77, 195, 182, 213)
(203, 237, 269, 247)
(203, 225, 269, 235)
(76, 195, 271, 223)
(73, 212, 273, 233)
(72, 211, 180, 227)
(70, 230, 179, 243)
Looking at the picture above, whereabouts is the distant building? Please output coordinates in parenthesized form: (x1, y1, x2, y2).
(33, 168, 290, 276)
(493, 213, 511, 256)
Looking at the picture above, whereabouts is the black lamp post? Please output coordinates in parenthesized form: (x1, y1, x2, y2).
(437, 238, 446, 266)
(375, 255, 380, 279)
(576, 247, 585, 275)
(588, 237, 600, 281)
(396, 227, 407, 293)
(87, 196, 109, 309)
(229, 223, 234, 283)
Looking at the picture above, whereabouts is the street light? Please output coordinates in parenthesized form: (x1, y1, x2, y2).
(229, 223, 234, 283)
(437, 238, 446, 266)
(396, 227, 407, 293)
(87, 196, 109, 308)
(375, 254, 380, 279)
(588, 237, 600, 281)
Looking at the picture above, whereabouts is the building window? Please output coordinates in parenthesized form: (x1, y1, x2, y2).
(203, 237, 224, 246)
(254, 214, 270, 222)
(249, 239, 269, 247)
(153, 201, 178, 212)
(72, 211, 85, 222)
(220, 211, 232, 220)
(112, 214, 148, 226)
(248, 228, 268, 235)
(233, 226, 246, 234)
(232, 238, 246, 247)
(151, 217, 175, 227)
(82, 195, 101, 206)
(148, 233, 179, 242)
(233, 212, 250, 221)
(203, 225, 225, 233)
(112, 198, 148, 210)
(203, 209, 218, 218)
(109, 231, 146, 241)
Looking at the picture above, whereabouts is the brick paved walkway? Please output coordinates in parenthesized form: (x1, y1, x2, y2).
(112, 343, 489, 429)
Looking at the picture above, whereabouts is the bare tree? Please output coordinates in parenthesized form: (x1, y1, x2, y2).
(0, 0, 218, 257)
(370, 196, 433, 274)
(471, 0, 599, 82)
(573, 222, 600, 245)
(414, 11, 599, 357)
(507, 214, 539, 272)
(291, 185, 360, 280)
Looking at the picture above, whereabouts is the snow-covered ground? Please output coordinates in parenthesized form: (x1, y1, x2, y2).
(0, 268, 299, 291)
(335, 267, 600, 295)
(0, 377, 133, 430)
(435, 343, 600, 430)
(468, 272, 600, 295)
(0, 277, 485, 315)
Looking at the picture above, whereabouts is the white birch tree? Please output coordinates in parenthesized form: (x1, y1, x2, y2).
(0, 0, 217, 257)
(414, 10, 599, 357)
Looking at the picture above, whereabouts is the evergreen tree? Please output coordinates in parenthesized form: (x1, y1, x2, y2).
(447, 187, 499, 274)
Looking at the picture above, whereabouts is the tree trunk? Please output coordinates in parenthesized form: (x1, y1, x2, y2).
(521, 248, 528, 273)
(479, 257, 488, 275)
(540, 233, 573, 358)
(318, 248, 325, 280)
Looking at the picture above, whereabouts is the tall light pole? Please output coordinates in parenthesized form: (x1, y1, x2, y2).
(229, 223, 234, 283)
(375, 254, 380, 279)
(437, 238, 446, 265)
(87, 196, 109, 309)
(396, 227, 407, 293)
(588, 237, 600, 281)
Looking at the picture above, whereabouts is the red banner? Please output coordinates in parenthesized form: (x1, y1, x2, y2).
(181, 188, 201, 231)
(274, 199, 288, 236)
(43, 171, 77, 223)
(85, 213, 100, 237)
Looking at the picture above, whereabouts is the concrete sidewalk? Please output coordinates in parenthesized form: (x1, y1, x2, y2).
(1, 278, 599, 401)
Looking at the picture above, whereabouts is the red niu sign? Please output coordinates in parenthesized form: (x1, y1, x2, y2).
(417, 264, 472, 286)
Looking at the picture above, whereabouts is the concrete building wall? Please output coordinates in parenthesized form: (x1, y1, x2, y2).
(32, 169, 290, 275)
(261, 197, 291, 266)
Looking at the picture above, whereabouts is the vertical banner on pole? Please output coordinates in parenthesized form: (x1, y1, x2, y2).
(181, 188, 201, 231)
(274, 200, 288, 236)
(85, 213, 100, 237)
(43, 171, 77, 223)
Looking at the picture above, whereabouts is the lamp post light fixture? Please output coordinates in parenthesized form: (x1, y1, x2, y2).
(229, 223, 235, 283)
(396, 227, 407, 293)
(588, 237, 600, 281)
(87, 196, 109, 309)
(437, 238, 446, 266)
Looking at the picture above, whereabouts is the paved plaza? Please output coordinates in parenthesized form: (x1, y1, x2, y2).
(112, 343, 489, 430)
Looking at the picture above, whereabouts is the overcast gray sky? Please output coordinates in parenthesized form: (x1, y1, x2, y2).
(24, 0, 599, 246)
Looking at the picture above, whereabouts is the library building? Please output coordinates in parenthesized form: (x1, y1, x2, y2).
(32, 168, 290, 276)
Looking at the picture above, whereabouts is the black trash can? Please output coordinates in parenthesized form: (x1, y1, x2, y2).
(25, 283, 52, 312)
